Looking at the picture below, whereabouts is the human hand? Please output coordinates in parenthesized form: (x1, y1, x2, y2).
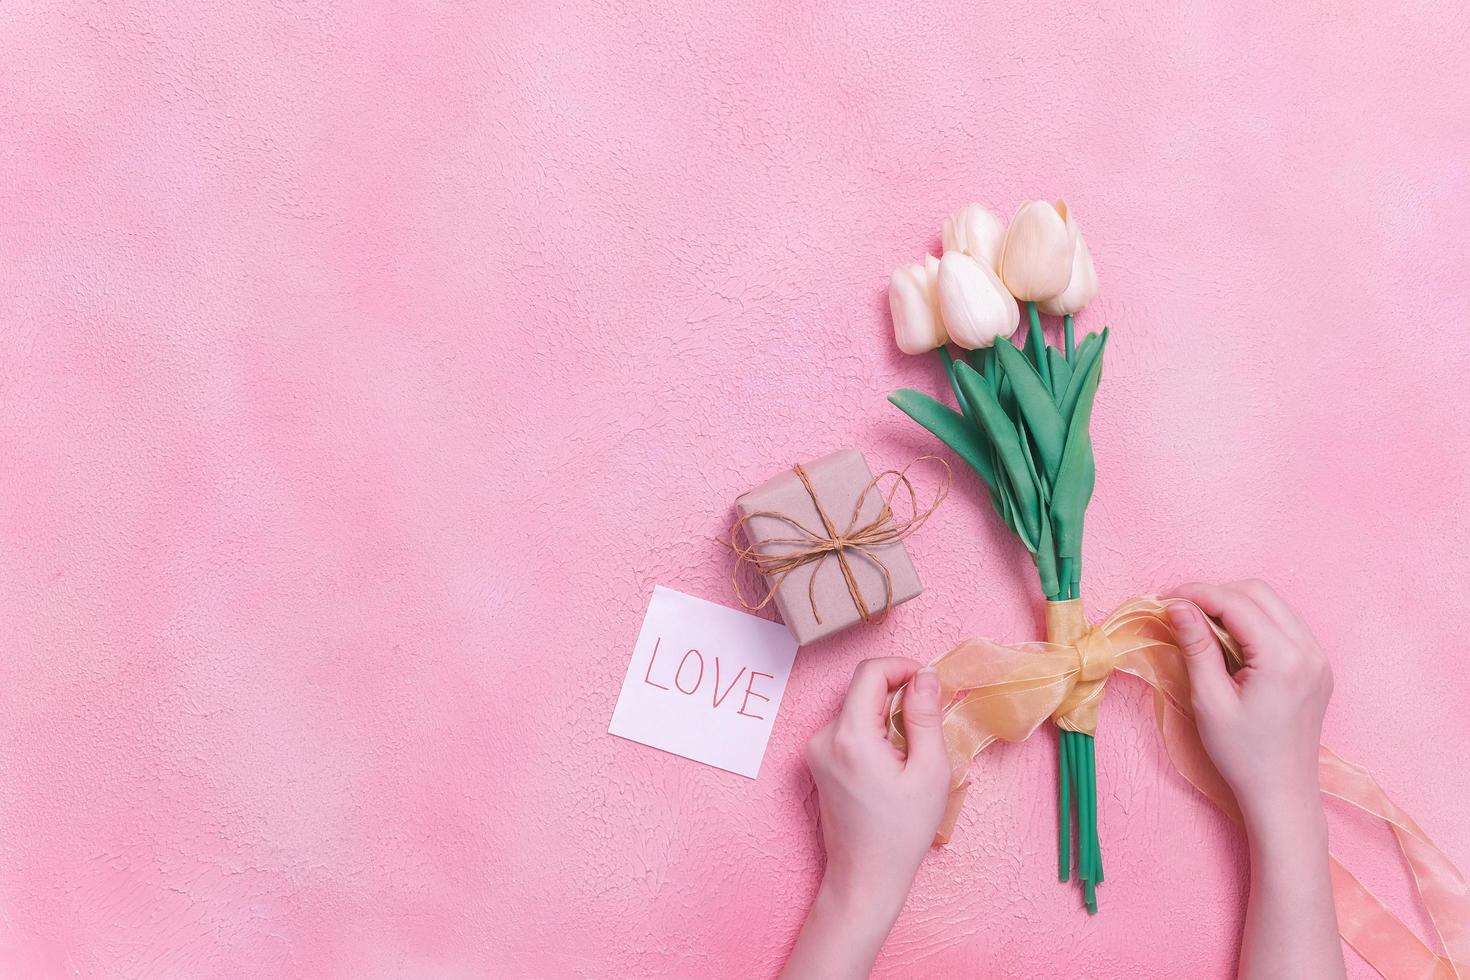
(1168, 587, 1345, 978)
(805, 657, 951, 917)
(782, 658, 950, 978)
(1167, 580, 1334, 824)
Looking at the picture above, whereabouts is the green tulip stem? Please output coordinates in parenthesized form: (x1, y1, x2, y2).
(1051, 554, 1100, 911)
(1065, 314, 1075, 363)
(1059, 730, 1073, 881)
(1026, 302, 1052, 391)
(936, 345, 970, 417)
(1085, 736, 1097, 879)
(937, 343, 956, 374)
(1090, 735, 1104, 884)
(1075, 734, 1088, 877)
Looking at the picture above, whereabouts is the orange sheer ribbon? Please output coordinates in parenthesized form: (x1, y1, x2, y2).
(888, 596, 1470, 980)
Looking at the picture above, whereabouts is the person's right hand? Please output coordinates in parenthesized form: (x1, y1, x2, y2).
(1166, 580, 1334, 820)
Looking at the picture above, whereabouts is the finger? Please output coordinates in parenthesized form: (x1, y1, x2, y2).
(839, 657, 920, 731)
(1165, 601, 1236, 709)
(1171, 582, 1283, 663)
(900, 667, 949, 775)
(1229, 579, 1311, 642)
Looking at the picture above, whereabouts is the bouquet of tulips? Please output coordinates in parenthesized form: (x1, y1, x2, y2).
(888, 200, 1109, 911)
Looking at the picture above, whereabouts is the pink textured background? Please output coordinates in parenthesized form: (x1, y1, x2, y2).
(2, 2, 1468, 977)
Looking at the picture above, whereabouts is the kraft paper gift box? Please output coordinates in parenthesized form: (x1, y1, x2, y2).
(734, 449, 923, 645)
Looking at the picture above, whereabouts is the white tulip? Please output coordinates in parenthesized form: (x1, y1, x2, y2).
(1000, 200, 1074, 302)
(937, 252, 1019, 349)
(941, 204, 1006, 269)
(889, 255, 946, 355)
(1038, 208, 1099, 316)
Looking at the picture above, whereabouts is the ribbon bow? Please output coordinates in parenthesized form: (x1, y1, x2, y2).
(889, 596, 1470, 980)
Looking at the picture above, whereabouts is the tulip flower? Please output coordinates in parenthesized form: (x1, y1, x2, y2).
(890, 255, 946, 355)
(999, 200, 1074, 302)
(1039, 208, 1098, 317)
(941, 204, 1006, 269)
(937, 251, 1019, 349)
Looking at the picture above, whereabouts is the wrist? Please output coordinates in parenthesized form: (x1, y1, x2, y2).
(782, 875, 904, 980)
(815, 869, 907, 940)
(1239, 786, 1327, 857)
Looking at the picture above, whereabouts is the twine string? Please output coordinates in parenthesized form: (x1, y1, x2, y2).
(729, 456, 949, 625)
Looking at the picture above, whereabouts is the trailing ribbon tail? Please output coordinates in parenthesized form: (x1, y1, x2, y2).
(888, 595, 1470, 980)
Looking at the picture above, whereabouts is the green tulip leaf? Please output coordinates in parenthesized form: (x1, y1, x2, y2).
(952, 362, 1043, 547)
(1048, 348, 1073, 403)
(1058, 329, 1107, 426)
(1050, 342, 1106, 558)
(937, 346, 973, 420)
(888, 389, 999, 491)
(1018, 418, 1049, 504)
(998, 375, 1017, 426)
(1036, 507, 1060, 598)
(994, 341, 1066, 480)
(965, 346, 987, 377)
(994, 470, 1034, 552)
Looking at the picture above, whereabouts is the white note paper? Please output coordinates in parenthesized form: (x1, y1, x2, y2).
(609, 586, 799, 778)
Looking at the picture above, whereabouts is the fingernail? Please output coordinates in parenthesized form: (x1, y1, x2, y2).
(914, 667, 939, 697)
(1166, 603, 1192, 630)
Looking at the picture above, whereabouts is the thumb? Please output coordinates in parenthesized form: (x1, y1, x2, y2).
(902, 667, 948, 772)
(1167, 601, 1235, 710)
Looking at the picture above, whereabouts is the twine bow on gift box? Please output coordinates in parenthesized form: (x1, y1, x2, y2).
(729, 457, 948, 625)
(889, 597, 1470, 980)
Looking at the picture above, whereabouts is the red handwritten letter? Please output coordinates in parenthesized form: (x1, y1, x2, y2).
(674, 649, 704, 695)
(642, 636, 670, 691)
(712, 658, 747, 708)
(737, 671, 774, 720)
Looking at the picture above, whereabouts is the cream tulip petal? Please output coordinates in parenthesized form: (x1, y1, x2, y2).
(1038, 230, 1099, 316)
(942, 204, 1007, 270)
(1000, 200, 1074, 302)
(938, 252, 1020, 349)
(891, 261, 946, 354)
(942, 214, 961, 255)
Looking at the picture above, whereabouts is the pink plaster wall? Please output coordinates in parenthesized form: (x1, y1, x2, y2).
(2, 2, 1467, 977)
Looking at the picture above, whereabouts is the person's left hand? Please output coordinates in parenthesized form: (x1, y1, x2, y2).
(804, 658, 952, 924)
